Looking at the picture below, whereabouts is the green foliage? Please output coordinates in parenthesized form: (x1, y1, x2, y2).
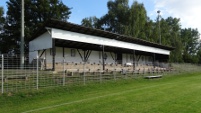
(0, 7, 4, 35)
(97, 0, 129, 33)
(196, 49, 201, 64)
(81, 16, 99, 28)
(181, 28, 200, 54)
(0, 7, 5, 30)
(180, 28, 200, 63)
(144, 18, 154, 41)
(125, 1, 147, 39)
(0, 7, 7, 53)
(160, 17, 183, 62)
(169, 37, 183, 63)
(1, 0, 71, 53)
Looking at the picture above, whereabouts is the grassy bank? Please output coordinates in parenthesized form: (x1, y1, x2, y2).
(0, 72, 201, 112)
(1, 64, 201, 113)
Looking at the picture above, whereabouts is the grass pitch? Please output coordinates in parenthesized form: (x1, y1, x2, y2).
(1, 71, 201, 112)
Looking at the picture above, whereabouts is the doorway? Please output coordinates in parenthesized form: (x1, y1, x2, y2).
(116, 53, 122, 64)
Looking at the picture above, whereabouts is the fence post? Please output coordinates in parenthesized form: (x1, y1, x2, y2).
(63, 57, 65, 86)
(114, 71, 116, 81)
(83, 62, 86, 85)
(1, 54, 4, 94)
(100, 71, 102, 83)
(36, 56, 39, 90)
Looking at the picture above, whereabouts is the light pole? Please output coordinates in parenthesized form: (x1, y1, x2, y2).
(20, 0, 24, 68)
(157, 10, 161, 45)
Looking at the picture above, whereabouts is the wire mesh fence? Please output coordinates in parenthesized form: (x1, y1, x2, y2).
(0, 54, 37, 93)
(0, 54, 183, 93)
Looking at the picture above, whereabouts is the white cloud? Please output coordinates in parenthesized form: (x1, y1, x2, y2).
(152, 0, 201, 34)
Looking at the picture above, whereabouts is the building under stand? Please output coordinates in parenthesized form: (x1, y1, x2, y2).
(29, 19, 174, 73)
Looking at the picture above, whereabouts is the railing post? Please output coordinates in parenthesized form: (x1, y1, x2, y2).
(114, 71, 116, 81)
(36, 56, 39, 90)
(113, 62, 116, 81)
(1, 54, 4, 94)
(100, 71, 102, 83)
(83, 62, 86, 85)
(63, 57, 65, 86)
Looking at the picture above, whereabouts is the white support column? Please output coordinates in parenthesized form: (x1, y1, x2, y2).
(102, 45, 105, 72)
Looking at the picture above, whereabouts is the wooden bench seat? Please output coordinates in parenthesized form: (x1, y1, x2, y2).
(144, 75, 162, 79)
(1, 75, 30, 82)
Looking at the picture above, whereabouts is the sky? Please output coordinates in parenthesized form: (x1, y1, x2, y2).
(0, 0, 201, 34)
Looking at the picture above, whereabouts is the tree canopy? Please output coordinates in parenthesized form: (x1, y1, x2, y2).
(1, 0, 71, 53)
(98, 0, 129, 34)
(0, 7, 6, 54)
(81, 16, 99, 29)
(0, 7, 5, 32)
(125, 1, 147, 39)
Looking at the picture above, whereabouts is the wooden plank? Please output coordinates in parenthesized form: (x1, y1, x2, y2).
(144, 75, 162, 79)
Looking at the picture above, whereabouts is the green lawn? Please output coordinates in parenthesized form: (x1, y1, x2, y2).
(1, 72, 201, 113)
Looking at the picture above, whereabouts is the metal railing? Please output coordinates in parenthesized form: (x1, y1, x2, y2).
(0, 54, 175, 94)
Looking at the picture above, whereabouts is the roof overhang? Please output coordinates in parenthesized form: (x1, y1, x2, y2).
(51, 28, 170, 55)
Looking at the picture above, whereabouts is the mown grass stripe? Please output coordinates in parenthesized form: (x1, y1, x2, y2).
(22, 82, 175, 113)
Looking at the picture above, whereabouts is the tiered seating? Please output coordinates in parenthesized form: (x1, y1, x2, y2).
(44, 62, 170, 76)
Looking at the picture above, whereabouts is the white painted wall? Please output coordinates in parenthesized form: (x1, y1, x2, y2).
(29, 32, 52, 52)
(32, 47, 117, 65)
(29, 46, 156, 71)
(40, 48, 52, 63)
(29, 51, 38, 63)
(29, 32, 52, 63)
(104, 52, 116, 64)
(53, 47, 116, 64)
(51, 28, 170, 55)
(122, 54, 153, 66)
(122, 53, 135, 65)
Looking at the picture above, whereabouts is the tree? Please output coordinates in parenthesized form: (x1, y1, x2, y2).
(99, 0, 129, 34)
(169, 36, 183, 63)
(151, 17, 183, 62)
(196, 46, 201, 64)
(3, 0, 71, 54)
(125, 1, 147, 39)
(81, 16, 99, 28)
(0, 7, 6, 53)
(0, 7, 5, 32)
(181, 28, 200, 63)
(144, 17, 154, 41)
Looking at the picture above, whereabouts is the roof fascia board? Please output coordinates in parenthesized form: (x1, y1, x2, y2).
(45, 27, 52, 35)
